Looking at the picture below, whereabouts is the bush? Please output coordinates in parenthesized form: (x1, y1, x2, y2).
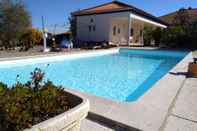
(161, 26, 185, 47)
(0, 69, 71, 131)
(160, 8, 197, 49)
(161, 23, 197, 49)
(152, 28, 162, 45)
(142, 22, 197, 49)
(143, 26, 154, 46)
(20, 28, 42, 51)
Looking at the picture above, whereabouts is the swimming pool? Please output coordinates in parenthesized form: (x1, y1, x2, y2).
(0, 49, 188, 102)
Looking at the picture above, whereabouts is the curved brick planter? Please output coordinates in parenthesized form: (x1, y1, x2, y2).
(24, 90, 89, 131)
(188, 62, 197, 77)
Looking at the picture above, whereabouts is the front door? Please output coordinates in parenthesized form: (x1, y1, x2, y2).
(110, 21, 127, 46)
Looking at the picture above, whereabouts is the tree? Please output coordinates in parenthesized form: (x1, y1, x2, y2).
(152, 28, 162, 45)
(68, 15, 77, 45)
(186, 22, 197, 48)
(0, 0, 31, 49)
(20, 28, 42, 50)
(159, 8, 197, 49)
(143, 26, 154, 46)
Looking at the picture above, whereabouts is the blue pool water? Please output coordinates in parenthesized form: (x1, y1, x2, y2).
(0, 49, 188, 102)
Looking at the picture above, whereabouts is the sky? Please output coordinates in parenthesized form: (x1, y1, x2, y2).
(22, 0, 197, 33)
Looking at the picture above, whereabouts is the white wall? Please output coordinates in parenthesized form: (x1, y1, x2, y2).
(76, 12, 130, 42)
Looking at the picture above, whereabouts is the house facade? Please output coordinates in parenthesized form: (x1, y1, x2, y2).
(72, 1, 168, 46)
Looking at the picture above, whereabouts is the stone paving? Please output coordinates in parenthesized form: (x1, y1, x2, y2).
(163, 78, 197, 131)
(81, 119, 114, 131)
(164, 116, 197, 131)
(0, 46, 84, 61)
(80, 77, 197, 131)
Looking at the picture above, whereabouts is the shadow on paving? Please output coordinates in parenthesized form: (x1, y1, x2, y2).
(86, 112, 142, 131)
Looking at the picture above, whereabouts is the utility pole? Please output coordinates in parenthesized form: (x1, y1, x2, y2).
(42, 16, 47, 52)
(53, 24, 57, 35)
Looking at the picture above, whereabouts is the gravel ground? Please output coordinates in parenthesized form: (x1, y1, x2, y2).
(0, 46, 83, 59)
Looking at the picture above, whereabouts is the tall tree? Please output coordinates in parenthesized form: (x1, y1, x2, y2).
(68, 15, 77, 44)
(0, 0, 31, 49)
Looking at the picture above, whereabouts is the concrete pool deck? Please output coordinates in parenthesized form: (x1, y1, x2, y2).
(0, 48, 195, 131)
(164, 78, 197, 131)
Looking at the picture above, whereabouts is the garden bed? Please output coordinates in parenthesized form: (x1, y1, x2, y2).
(0, 68, 89, 131)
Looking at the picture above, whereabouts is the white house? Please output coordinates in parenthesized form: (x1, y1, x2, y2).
(72, 1, 168, 46)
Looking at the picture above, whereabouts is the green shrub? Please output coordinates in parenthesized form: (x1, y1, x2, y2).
(143, 26, 154, 46)
(0, 82, 7, 96)
(152, 28, 162, 45)
(0, 69, 72, 131)
(160, 23, 197, 48)
(20, 28, 42, 51)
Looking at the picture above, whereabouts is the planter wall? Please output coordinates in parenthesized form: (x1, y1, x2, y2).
(188, 62, 197, 77)
(24, 90, 89, 131)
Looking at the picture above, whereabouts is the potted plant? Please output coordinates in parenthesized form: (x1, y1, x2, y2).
(0, 68, 89, 131)
(188, 51, 197, 77)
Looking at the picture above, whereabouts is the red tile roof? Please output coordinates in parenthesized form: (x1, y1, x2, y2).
(74, 2, 128, 15)
(72, 1, 168, 26)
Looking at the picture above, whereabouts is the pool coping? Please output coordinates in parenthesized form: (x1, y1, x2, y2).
(63, 51, 193, 131)
(0, 48, 192, 131)
(0, 48, 119, 66)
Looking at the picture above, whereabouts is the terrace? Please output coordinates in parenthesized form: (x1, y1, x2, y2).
(0, 0, 197, 130)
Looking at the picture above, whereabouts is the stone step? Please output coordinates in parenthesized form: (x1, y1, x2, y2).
(80, 113, 140, 131)
(81, 119, 114, 131)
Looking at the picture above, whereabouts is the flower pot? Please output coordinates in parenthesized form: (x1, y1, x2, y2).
(24, 90, 89, 131)
(188, 62, 197, 77)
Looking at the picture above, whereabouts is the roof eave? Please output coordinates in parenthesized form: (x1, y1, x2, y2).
(72, 9, 168, 26)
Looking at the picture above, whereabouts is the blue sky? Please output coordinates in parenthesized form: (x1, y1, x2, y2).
(23, 0, 197, 32)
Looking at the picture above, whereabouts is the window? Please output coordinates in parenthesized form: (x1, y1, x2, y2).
(93, 25, 96, 31)
(118, 28, 120, 34)
(140, 30, 143, 36)
(88, 25, 96, 32)
(130, 28, 133, 36)
(88, 25, 92, 32)
(90, 18, 94, 23)
(113, 26, 116, 36)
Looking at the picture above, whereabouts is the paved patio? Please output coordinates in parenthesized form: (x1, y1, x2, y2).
(163, 78, 197, 131)
(0, 46, 84, 61)
(81, 119, 114, 131)
(80, 77, 197, 131)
